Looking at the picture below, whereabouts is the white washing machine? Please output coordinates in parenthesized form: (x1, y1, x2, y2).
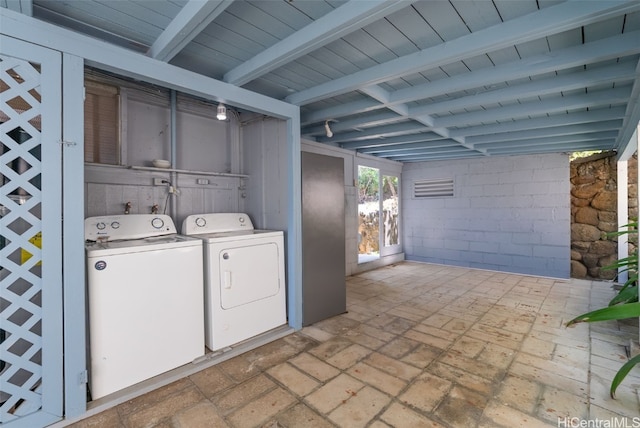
(182, 213, 286, 351)
(85, 214, 204, 399)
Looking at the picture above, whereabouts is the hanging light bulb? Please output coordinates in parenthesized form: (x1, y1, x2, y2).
(217, 103, 227, 120)
(324, 120, 333, 138)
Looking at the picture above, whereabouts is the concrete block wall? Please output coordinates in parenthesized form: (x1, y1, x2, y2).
(402, 153, 570, 278)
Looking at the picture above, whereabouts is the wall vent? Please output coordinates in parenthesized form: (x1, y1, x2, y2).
(413, 178, 454, 198)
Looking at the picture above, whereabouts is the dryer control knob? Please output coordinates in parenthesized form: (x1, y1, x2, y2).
(195, 217, 206, 227)
(111, 221, 120, 229)
(96, 222, 106, 230)
(239, 216, 245, 223)
(151, 217, 165, 229)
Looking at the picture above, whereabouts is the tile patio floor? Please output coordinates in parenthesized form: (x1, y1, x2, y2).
(68, 261, 640, 427)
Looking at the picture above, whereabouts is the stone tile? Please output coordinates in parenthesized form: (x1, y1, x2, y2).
(282, 333, 319, 353)
(537, 386, 589, 423)
(520, 336, 556, 359)
(426, 362, 493, 395)
(275, 403, 334, 428)
(67, 407, 123, 428)
(380, 402, 445, 428)
(326, 343, 372, 370)
(308, 336, 354, 360)
(344, 330, 387, 350)
(476, 342, 516, 370)
(514, 352, 587, 383)
(378, 336, 420, 359)
(347, 362, 407, 396)
(189, 365, 235, 398)
(482, 401, 552, 428)
(403, 329, 453, 350)
(435, 386, 488, 427)
(172, 402, 229, 428)
(301, 326, 334, 343)
(227, 388, 297, 428)
(117, 378, 194, 417)
(509, 362, 588, 398)
(121, 386, 206, 428)
(355, 324, 397, 343)
(449, 336, 486, 358)
(313, 315, 361, 336)
(382, 316, 417, 335)
(466, 324, 524, 350)
(412, 323, 461, 341)
(422, 313, 453, 328)
(363, 352, 421, 381)
(305, 373, 365, 414)
(290, 353, 340, 382)
(267, 362, 320, 397)
(496, 374, 542, 414)
(401, 344, 442, 369)
(218, 355, 263, 383)
(328, 386, 391, 428)
(399, 372, 452, 412)
(439, 351, 504, 382)
(211, 374, 276, 414)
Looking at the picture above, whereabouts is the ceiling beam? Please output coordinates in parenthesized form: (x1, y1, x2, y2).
(449, 107, 628, 138)
(148, 0, 233, 61)
(340, 133, 445, 150)
(224, 0, 412, 86)
(615, 57, 640, 156)
(286, 0, 640, 106)
(5, 0, 32, 16)
(316, 122, 429, 144)
(432, 87, 631, 128)
(392, 31, 640, 106)
(487, 141, 615, 156)
(409, 61, 638, 117)
(299, 31, 640, 126)
(474, 131, 619, 149)
(302, 111, 401, 136)
(386, 151, 483, 162)
(467, 120, 623, 145)
(360, 140, 462, 155)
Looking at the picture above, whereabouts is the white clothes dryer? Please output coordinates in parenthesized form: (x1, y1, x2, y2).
(182, 213, 286, 351)
(85, 214, 204, 399)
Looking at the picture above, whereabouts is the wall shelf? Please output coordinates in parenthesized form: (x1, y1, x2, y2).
(127, 165, 249, 178)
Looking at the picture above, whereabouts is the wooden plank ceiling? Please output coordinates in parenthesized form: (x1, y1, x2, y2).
(10, 0, 640, 162)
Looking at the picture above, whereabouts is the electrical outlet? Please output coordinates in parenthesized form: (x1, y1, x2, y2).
(153, 178, 164, 186)
(197, 178, 209, 185)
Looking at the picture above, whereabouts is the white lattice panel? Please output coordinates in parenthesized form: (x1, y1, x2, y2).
(0, 54, 45, 423)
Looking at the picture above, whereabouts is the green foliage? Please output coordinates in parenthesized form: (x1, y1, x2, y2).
(566, 219, 638, 398)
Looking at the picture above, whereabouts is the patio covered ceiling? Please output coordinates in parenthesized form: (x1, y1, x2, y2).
(6, 0, 640, 162)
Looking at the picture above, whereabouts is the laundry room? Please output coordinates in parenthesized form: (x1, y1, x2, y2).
(82, 69, 291, 401)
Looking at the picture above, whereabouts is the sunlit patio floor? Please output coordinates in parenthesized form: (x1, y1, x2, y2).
(67, 261, 640, 427)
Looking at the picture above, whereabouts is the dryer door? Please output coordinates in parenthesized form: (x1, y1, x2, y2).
(218, 242, 281, 309)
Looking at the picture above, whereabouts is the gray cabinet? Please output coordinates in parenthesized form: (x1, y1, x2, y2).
(301, 152, 346, 326)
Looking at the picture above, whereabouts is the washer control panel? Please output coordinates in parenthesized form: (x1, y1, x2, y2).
(182, 213, 254, 235)
(85, 214, 176, 241)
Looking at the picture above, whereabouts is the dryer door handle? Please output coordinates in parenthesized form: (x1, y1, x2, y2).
(223, 271, 232, 289)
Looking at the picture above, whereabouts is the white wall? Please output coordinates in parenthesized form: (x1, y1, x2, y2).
(402, 153, 571, 278)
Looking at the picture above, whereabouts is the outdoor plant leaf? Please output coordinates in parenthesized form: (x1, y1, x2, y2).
(566, 303, 640, 326)
(610, 353, 640, 398)
(609, 284, 638, 306)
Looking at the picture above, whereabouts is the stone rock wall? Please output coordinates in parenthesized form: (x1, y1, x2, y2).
(570, 152, 638, 280)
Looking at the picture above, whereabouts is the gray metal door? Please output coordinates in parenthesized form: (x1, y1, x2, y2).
(1, 36, 64, 427)
(301, 152, 346, 326)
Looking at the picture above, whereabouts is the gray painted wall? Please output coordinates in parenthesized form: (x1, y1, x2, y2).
(402, 153, 570, 278)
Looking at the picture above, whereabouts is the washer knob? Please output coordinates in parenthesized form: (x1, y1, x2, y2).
(96, 222, 106, 230)
(111, 221, 120, 229)
(151, 217, 165, 229)
(239, 216, 245, 223)
(195, 217, 206, 227)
